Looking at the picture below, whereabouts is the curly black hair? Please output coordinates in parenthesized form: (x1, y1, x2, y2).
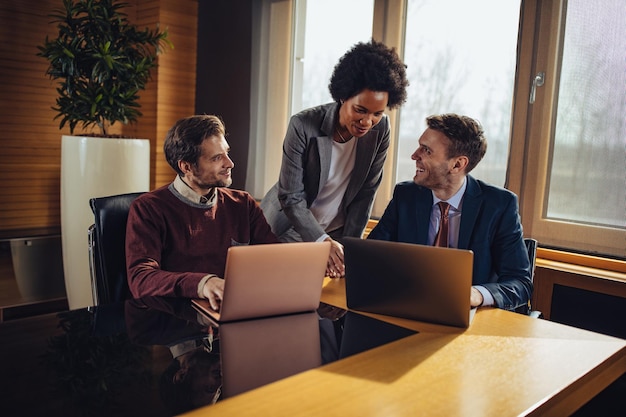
(328, 39, 409, 109)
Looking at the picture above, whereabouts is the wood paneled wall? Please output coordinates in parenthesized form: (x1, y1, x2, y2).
(0, 0, 197, 236)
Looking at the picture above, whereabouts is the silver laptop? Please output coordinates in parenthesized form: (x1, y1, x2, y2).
(342, 237, 475, 328)
(192, 241, 330, 323)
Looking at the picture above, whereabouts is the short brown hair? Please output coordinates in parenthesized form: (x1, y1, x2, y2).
(164, 115, 226, 175)
(426, 114, 487, 173)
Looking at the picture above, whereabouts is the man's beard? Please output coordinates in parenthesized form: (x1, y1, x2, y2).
(213, 177, 232, 188)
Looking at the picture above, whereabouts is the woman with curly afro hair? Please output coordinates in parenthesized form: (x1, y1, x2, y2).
(261, 39, 409, 278)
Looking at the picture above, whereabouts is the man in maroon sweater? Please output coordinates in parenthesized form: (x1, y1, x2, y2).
(126, 115, 278, 307)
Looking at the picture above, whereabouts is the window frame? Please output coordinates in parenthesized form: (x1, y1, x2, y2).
(252, 0, 625, 264)
(509, 0, 625, 259)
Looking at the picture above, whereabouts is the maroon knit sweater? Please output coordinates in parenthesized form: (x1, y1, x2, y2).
(126, 184, 278, 298)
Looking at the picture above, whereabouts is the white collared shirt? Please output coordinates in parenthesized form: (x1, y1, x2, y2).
(173, 175, 216, 206)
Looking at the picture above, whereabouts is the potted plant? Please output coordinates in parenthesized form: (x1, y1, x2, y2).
(37, 0, 172, 309)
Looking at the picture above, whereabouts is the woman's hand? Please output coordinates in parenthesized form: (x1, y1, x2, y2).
(325, 238, 345, 278)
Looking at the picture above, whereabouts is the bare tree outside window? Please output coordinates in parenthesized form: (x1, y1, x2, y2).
(396, 0, 521, 187)
(293, 0, 374, 115)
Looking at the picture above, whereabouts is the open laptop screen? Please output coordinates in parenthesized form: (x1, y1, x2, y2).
(342, 237, 475, 328)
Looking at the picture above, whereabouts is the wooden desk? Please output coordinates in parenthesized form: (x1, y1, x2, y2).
(184, 278, 626, 417)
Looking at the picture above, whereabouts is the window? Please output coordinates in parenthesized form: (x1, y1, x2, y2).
(247, 0, 373, 198)
(396, 0, 521, 188)
(292, 0, 374, 115)
(547, 0, 625, 229)
(514, 0, 626, 258)
(254, 0, 625, 259)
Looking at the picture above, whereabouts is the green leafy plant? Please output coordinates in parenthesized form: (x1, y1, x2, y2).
(37, 0, 172, 136)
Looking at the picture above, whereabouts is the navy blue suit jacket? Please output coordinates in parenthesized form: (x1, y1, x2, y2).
(368, 176, 533, 310)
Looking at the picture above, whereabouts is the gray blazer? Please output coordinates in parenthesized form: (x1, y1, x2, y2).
(260, 102, 390, 242)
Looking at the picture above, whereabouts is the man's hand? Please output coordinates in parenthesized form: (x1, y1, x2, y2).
(325, 237, 345, 278)
(470, 287, 484, 308)
(202, 276, 225, 310)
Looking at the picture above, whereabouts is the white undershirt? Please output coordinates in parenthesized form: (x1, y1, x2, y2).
(310, 139, 357, 231)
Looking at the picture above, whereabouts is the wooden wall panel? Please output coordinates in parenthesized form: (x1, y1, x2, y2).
(154, 0, 198, 188)
(0, 0, 64, 234)
(0, 0, 197, 236)
(123, 0, 160, 188)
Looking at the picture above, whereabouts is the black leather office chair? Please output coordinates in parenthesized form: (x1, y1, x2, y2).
(520, 237, 542, 318)
(88, 192, 145, 306)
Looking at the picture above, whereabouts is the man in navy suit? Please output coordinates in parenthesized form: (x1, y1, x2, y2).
(368, 114, 532, 311)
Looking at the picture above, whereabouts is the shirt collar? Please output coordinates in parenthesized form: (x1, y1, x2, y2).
(169, 339, 202, 358)
(432, 176, 467, 210)
(173, 175, 216, 206)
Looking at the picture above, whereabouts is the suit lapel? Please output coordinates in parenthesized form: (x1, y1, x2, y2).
(458, 176, 482, 249)
(415, 188, 432, 244)
(316, 103, 339, 193)
(317, 137, 332, 190)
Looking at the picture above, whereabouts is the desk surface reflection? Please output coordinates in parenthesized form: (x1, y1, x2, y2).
(0, 297, 416, 417)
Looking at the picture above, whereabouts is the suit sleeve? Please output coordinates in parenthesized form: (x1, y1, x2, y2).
(367, 183, 400, 241)
(277, 115, 327, 241)
(479, 193, 533, 310)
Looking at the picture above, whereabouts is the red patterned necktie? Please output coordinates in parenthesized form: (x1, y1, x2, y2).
(433, 202, 450, 247)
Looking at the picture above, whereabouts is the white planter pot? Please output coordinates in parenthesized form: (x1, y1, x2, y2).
(61, 135, 150, 309)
